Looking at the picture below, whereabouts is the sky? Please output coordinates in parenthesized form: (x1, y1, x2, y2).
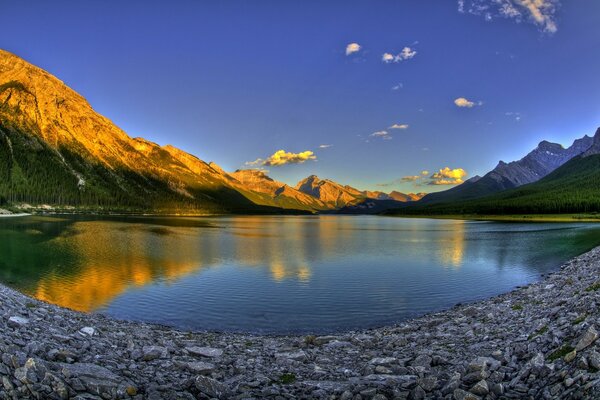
(1, 0, 600, 193)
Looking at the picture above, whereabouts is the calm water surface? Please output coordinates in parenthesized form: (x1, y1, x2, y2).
(1, 215, 599, 333)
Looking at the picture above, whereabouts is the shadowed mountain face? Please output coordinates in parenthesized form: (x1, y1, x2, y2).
(419, 134, 595, 205)
(388, 128, 600, 216)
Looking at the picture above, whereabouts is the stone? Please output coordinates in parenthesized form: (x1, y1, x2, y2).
(564, 350, 577, 363)
(469, 380, 489, 396)
(186, 346, 223, 358)
(369, 357, 397, 366)
(79, 327, 96, 336)
(8, 316, 29, 328)
(453, 388, 481, 400)
(142, 345, 168, 361)
(195, 376, 230, 399)
(60, 362, 128, 398)
(277, 350, 307, 361)
(184, 361, 215, 375)
(588, 351, 600, 370)
(575, 326, 598, 351)
(410, 355, 432, 368)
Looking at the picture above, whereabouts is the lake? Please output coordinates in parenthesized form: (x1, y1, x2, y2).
(1, 215, 599, 334)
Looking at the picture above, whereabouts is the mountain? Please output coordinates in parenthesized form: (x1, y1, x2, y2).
(418, 134, 594, 205)
(295, 175, 366, 208)
(388, 129, 600, 216)
(582, 128, 600, 157)
(230, 169, 328, 211)
(389, 191, 426, 202)
(0, 49, 289, 214)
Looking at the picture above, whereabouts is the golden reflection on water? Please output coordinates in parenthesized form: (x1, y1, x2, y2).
(28, 217, 468, 313)
(31, 218, 333, 312)
(33, 222, 208, 312)
(436, 220, 466, 268)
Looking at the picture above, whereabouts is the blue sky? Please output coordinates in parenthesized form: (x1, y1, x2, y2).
(1, 0, 599, 193)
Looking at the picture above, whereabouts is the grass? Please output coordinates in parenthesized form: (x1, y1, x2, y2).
(585, 282, 600, 292)
(548, 345, 575, 362)
(573, 315, 587, 325)
(304, 335, 317, 346)
(279, 373, 296, 384)
(390, 214, 600, 223)
(528, 325, 548, 340)
(511, 304, 523, 311)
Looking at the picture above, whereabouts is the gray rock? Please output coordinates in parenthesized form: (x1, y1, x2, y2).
(453, 388, 481, 400)
(78, 327, 96, 336)
(186, 346, 223, 358)
(469, 380, 489, 396)
(575, 326, 598, 351)
(8, 316, 29, 328)
(195, 376, 229, 399)
(142, 345, 168, 361)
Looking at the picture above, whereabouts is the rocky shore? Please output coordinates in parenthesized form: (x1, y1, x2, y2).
(2, 249, 600, 399)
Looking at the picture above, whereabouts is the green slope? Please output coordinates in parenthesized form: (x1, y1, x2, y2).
(388, 154, 600, 215)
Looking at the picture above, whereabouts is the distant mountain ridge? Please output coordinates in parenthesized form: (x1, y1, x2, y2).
(418, 133, 595, 205)
(293, 175, 425, 210)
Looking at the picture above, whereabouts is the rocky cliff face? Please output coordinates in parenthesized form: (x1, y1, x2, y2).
(295, 175, 366, 208)
(389, 191, 426, 202)
(582, 128, 600, 157)
(231, 169, 328, 211)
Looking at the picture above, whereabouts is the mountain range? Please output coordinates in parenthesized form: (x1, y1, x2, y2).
(418, 135, 594, 205)
(390, 128, 600, 215)
(0, 49, 421, 214)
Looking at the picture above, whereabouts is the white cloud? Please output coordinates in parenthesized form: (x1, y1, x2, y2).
(345, 42, 361, 56)
(391, 83, 404, 91)
(370, 130, 392, 140)
(454, 97, 483, 108)
(398, 47, 417, 60)
(382, 53, 395, 63)
(389, 124, 409, 130)
(319, 144, 333, 149)
(246, 150, 317, 167)
(458, 0, 559, 33)
(382, 47, 418, 63)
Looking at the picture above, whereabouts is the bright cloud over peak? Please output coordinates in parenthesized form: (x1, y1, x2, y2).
(429, 167, 468, 185)
(345, 42, 361, 56)
(247, 150, 317, 167)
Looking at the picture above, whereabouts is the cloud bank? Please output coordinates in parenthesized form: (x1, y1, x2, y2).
(429, 167, 468, 185)
(247, 150, 317, 167)
(382, 47, 418, 63)
(458, 0, 559, 33)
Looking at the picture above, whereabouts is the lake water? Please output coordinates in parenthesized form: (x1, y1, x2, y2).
(1, 215, 599, 334)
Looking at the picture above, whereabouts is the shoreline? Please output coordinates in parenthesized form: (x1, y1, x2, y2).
(1, 250, 600, 398)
